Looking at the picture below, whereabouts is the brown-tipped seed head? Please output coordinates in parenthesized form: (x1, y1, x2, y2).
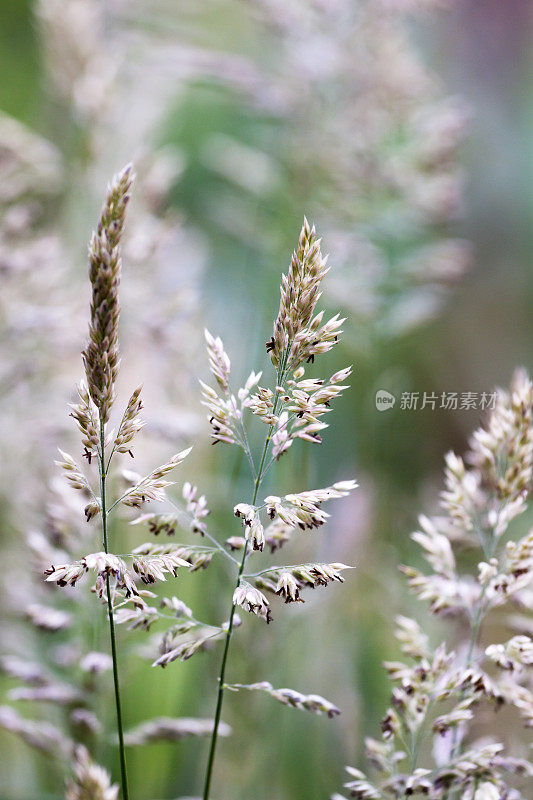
(82, 164, 134, 424)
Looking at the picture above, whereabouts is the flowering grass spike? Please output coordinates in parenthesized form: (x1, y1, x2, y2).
(182, 218, 355, 799)
(44, 167, 199, 799)
(334, 369, 533, 800)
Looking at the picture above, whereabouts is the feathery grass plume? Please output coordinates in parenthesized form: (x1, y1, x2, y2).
(82, 164, 133, 424)
(41, 166, 204, 800)
(126, 219, 355, 799)
(334, 370, 533, 800)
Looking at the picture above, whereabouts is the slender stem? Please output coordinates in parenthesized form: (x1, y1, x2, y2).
(201, 530, 240, 566)
(100, 422, 130, 800)
(244, 561, 329, 579)
(409, 698, 436, 773)
(202, 369, 285, 800)
(107, 490, 132, 514)
(202, 546, 247, 800)
(444, 576, 491, 800)
(166, 497, 240, 567)
(230, 391, 256, 481)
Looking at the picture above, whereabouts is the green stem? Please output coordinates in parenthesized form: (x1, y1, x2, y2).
(202, 371, 285, 800)
(100, 422, 130, 800)
(201, 544, 247, 800)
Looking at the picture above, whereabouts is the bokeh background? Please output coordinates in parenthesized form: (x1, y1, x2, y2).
(0, 1, 532, 799)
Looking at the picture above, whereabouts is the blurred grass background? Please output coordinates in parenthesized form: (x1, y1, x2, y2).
(0, 1, 532, 799)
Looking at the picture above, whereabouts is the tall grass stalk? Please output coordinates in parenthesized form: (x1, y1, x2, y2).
(44, 165, 193, 795)
(198, 220, 356, 797)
